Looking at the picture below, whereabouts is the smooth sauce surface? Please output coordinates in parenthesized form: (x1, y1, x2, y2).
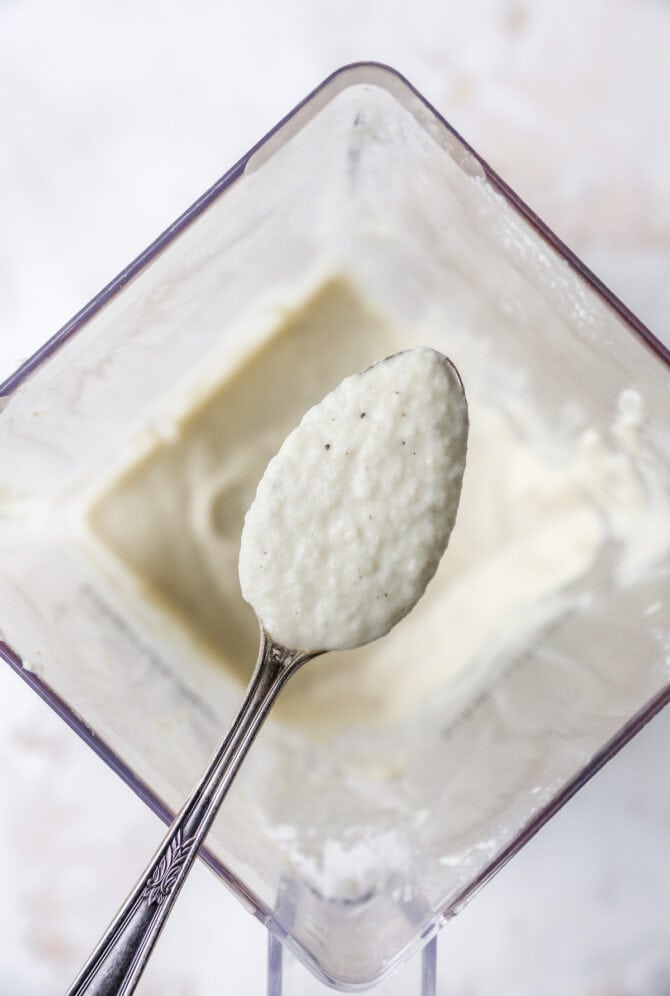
(88, 278, 610, 735)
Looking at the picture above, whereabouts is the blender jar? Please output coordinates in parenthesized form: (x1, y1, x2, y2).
(1, 63, 669, 989)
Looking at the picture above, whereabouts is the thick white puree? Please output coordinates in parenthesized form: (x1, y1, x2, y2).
(238, 348, 468, 651)
(85, 279, 670, 736)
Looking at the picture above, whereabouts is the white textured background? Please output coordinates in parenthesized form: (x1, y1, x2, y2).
(1, 1, 669, 993)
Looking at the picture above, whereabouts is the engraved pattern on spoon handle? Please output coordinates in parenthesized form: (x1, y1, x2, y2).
(66, 630, 312, 996)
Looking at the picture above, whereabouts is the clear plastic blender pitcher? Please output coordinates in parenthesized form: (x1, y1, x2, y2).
(1, 64, 669, 991)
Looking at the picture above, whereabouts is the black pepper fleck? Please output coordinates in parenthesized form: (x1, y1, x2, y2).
(360, 412, 366, 419)
(324, 443, 331, 450)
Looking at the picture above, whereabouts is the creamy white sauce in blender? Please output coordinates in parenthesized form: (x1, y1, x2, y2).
(84, 278, 670, 737)
(239, 347, 468, 652)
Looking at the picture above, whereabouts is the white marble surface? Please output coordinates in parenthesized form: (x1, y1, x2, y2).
(1, 0, 669, 993)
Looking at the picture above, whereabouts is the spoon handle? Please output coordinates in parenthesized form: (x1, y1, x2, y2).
(66, 631, 310, 996)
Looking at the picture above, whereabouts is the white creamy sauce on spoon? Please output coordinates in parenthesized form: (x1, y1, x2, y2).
(239, 347, 468, 651)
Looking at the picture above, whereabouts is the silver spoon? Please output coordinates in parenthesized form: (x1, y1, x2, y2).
(66, 625, 320, 996)
(67, 347, 468, 994)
